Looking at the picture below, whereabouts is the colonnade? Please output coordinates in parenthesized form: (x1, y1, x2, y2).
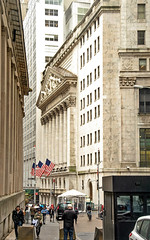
(41, 103, 68, 167)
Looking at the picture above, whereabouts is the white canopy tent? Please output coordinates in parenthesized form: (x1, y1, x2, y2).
(57, 189, 86, 211)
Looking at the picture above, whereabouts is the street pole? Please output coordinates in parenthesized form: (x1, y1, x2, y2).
(97, 161, 100, 217)
(33, 146, 36, 205)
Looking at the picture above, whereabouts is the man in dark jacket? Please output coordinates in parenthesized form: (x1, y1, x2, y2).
(62, 204, 77, 240)
(12, 205, 24, 239)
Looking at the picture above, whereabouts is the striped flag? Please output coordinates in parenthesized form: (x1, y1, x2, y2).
(36, 161, 45, 177)
(43, 159, 55, 176)
(31, 163, 35, 176)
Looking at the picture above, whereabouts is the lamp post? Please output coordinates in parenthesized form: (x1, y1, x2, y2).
(53, 178, 56, 207)
(97, 161, 100, 216)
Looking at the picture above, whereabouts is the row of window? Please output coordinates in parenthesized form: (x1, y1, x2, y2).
(45, 20, 58, 27)
(45, 9, 58, 16)
(80, 105, 100, 125)
(80, 88, 100, 110)
(80, 66, 100, 91)
(45, 34, 58, 42)
(80, 130, 100, 148)
(80, 38, 100, 68)
(80, 16, 100, 47)
(45, 0, 61, 5)
(80, 151, 100, 166)
(41, 177, 66, 189)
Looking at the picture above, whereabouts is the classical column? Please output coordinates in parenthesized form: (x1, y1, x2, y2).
(11, 65, 15, 193)
(55, 110, 59, 165)
(59, 107, 63, 164)
(1, 26, 7, 195)
(63, 105, 67, 166)
(46, 117, 49, 160)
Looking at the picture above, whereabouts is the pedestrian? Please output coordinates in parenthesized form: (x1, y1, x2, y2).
(62, 204, 77, 240)
(12, 205, 24, 240)
(30, 204, 35, 224)
(34, 209, 43, 239)
(41, 206, 48, 224)
(74, 207, 79, 224)
(49, 204, 55, 222)
(25, 205, 30, 224)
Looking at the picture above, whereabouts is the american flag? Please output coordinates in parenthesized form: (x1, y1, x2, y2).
(43, 159, 55, 176)
(31, 163, 35, 176)
(36, 161, 45, 177)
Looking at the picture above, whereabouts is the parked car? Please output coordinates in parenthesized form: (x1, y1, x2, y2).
(129, 215, 150, 240)
(56, 203, 70, 220)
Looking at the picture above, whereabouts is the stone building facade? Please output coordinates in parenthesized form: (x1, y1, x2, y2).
(37, 0, 150, 206)
(0, 0, 29, 238)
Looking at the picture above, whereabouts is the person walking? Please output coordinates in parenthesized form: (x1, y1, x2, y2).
(12, 205, 24, 240)
(41, 206, 48, 224)
(34, 209, 43, 239)
(49, 204, 55, 222)
(62, 204, 77, 240)
(30, 204, 35, 224)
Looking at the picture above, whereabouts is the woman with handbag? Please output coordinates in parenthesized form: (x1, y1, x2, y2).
(33, 209, 43, 239)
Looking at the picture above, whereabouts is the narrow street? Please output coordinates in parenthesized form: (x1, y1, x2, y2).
(6, 212, 102, 240)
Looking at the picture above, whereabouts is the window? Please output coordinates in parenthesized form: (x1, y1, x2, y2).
(97, 36, 100, 51)
(140, 128, 150, 167)
(98, 87, 100, 99)
(90, 153, 92, 165)
(87, 95, 89, 106)
(94, 107, 97, 118)
(80, 81, 82, 91)
(90, 110, 92, 121)
(80, 99, 82, 110)
(81, 156, 82, 166)
(90, 72, 92, 84)
(87, 154, 89, 165)
(83, 78, 85, 90)
(138, 31, 145, 45)
(83, 155, 85, 166)
(83, 98, 85, 109)
(83, 53, 85, 66)
(80, 115, 82, 125)
(87, 75, 89, 87)
(87, 48, 89, 62)
(137, 4, 145, 19)
(83, 114, 85, 125)
(94, 89, 97, 101)
(94, 131, 97, 143)
(87, 111, 89, 122)
(94, 40, 97, 55)
(139, 59, 146, 70)
(98, 150, 100, 163)
(45, 34, 58, 41)
(83, 136, 85, 147)
(90, 26, 92, 35)
(82, 180, 84, 190)
(87, 134, 89, 145)
(97, 66, 100, 78)
(87, 30, 89, 39)
(90, 133, 92, 145)
(95, 152, 97, 164)
(98, 130, 100, 142)
(139, 88, 150, 113)
(80, 137, 82, 147)
(45, 9, 58, 16)
(45, 0, 61, 4)
(98, 105, 100, 117)
(45, 20, 58, 27)
(90, 93, 92, 104)
(80, 55, 82, 69)
(83, 35, 85, 44)
(45, 56, 51, 62)
(97, 17, 100, 26)
(80, 39, 82, 47)
(94, 20, 96, 30)
(90, 45, 92, 59)
(94, 68, 97, 80)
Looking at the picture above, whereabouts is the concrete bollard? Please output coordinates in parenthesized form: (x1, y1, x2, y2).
(94, 227, 103, 240)
(18, 224, 36, 240)
(59, 228, 76, 240)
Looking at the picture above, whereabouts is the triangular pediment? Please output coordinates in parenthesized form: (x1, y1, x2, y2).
(37, 66, 77, 107)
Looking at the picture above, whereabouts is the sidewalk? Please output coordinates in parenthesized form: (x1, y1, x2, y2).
(5, 212, 102, 240)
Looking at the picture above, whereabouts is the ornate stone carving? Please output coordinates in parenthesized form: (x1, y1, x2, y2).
(122, 58, 133, 70)
(119, 77, 136, 87)
(65, 96, 76, 107)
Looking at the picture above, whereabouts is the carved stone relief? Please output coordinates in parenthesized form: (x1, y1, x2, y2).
(119, 77, 136, 87)
(122, 58, 133, 70)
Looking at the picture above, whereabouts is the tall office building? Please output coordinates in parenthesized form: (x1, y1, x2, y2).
(23, 0, 64, 196)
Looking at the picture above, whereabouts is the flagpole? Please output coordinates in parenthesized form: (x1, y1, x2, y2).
(34, 146, 36, 204)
